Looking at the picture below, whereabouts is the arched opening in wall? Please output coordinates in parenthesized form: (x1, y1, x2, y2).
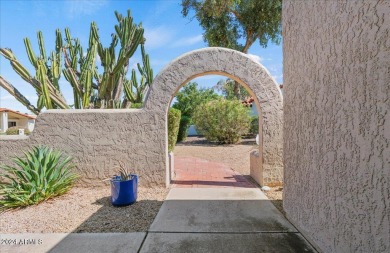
(167, 73, 262, 189)
(144, 48, 283, 190)
(0, 108, 36, 136)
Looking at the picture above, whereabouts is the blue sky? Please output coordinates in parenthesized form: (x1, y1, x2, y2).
(0, 0, 283, 114)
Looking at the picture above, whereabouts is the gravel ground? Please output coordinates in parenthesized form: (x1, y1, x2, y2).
(263, 186, 284, 216)
(0, 187, 168, 233)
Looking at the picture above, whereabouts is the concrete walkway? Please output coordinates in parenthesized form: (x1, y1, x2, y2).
(2, 158, 317, 253)
(142, 188, 316, 253)
(2, 188, 316, 253)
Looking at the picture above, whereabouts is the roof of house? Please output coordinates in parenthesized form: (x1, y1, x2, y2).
(241, 84, 283, 107)
(0, 108, 36, 119)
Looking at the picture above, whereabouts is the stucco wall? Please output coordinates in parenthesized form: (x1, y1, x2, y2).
(283, 1, 389, 252)
(0, 48, 283, 187)
(0, 110, 166, 187)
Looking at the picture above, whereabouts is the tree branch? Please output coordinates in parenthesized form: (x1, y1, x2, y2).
(0, 75, 40, 115)
(242, 30, 254, 53)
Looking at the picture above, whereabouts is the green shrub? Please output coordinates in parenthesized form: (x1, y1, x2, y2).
(168, 108, 181, 152)
(6, 126, 30, 135)
(0, 146, 79, 210)
(248, 116, 259, 136)
(193, 99, 251, 144)
(130, 103, 143, 109)
(177, 115, 191, 142)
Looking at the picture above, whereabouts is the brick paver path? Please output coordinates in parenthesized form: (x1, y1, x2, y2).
(171, 156, 255, 188)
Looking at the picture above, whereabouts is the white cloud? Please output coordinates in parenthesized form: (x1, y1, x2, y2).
(65, 0, 108, 18)
(171, 35, 203, 48)
(149, 0, 177, 19)
(247, 54, 262, 63)
(143, 26, 175, 49)
(1, 95, 15, 101)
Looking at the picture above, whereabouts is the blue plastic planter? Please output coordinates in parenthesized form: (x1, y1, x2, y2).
(110, 174, 138, 206)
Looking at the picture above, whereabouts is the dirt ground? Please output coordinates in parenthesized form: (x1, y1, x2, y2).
(174, 136, 258, 176)
(175, 136, 284, 215)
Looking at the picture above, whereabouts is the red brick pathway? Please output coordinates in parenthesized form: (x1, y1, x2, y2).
(171, 156, 255, 188)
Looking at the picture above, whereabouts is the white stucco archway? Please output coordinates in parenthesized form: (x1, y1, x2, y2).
(144, 47, 283, 186)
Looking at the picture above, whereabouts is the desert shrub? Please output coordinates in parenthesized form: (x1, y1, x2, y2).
(168, 108, 181, 152)
(193, 99, 251, 144)
(6, 126, 30, 135)
(173, 82, 221, 141)
(248, 116, 259, 136)
(172, 82, 220, 118)
(130, 103, 143, 109)
(177, 115, 191, 142)
(0, 146, 79, 210)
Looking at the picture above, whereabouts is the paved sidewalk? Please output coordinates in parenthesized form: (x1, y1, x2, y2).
(143, 188, 316, 252)
(2, 189, 316, 253)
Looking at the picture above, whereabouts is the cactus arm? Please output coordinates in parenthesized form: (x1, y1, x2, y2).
(63, 68, 81, 96)
(111, 26, 144, 75)
(1, 48, 69, 109)
(51, 51, 60, 89)
(37, 31, 47, 62)
(23, 38, 38, 68)
(138, 44, 153, 86)
(36, 60, 52, 109)
(82, 70, 92, 108)
(0, 76, 40, 115)
(55, 29, 63, 53)
(37, 79, 69, 109)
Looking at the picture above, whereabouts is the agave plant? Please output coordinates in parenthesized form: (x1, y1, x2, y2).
(0, 146, 79, 210)
(116, 161, 133, 181)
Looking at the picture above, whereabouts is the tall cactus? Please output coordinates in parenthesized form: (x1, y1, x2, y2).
(0, 9, 153, 113)
(0, 29, 70, 112)
(62, 23, 98, 109)
(62, 10, 146, 109)
(95, 10, 144, 108)
(123, 44, 154, 104)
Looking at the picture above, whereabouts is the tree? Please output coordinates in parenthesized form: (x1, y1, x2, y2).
(173, 82, 220, 118)
(214, 78, 249, 101)
(172, 82, 220, 141)
(182, 0, 282, 98)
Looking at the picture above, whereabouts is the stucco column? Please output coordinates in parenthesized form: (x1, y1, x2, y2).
(1, 112, 8, 132)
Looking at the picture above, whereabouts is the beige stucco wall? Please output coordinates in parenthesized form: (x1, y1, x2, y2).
(0, 110, 166, 187)
(0, 47, 283, 187)
(283, 1, 389, 252)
